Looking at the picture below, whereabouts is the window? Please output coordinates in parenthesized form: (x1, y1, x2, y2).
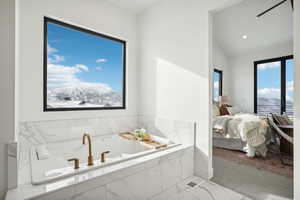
(254, 55, 294, 116)
(44, 17, 126, 111)
(213, 69, 223, 101)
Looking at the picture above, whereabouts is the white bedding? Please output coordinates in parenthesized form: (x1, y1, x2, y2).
(213, 113, 269, 157)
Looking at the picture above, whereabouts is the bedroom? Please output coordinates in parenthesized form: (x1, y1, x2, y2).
(211, 0, 294, 199)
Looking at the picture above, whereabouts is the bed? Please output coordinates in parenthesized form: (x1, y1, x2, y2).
(212, 104, 271, 157)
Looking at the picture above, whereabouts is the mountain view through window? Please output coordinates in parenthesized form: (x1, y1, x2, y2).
(255, 56, 294, 117)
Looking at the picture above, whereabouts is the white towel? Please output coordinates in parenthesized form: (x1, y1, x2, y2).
(36, 145, 50, 160)
(151, 135, 170, 145)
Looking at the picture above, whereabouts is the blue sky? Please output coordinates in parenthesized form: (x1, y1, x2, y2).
(257, 59, 294, 101)
(47, 22, 124, 92)
(213, 72, 221, 101)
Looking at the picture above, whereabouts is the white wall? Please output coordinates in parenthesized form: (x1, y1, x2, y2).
(17, 0, 138, 121)
(228, 41, 293, 112)
(294, 0, 300, 198)
(0, 0, 16, 199)
(138, 0, 237, 178)
(212, 41, 229, 96)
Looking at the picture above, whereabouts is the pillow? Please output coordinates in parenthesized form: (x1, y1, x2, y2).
(227, 106, 241, 115)
(219, 104, 230, 115)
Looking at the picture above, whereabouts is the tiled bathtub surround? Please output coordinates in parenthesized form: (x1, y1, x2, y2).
(17, 115, 195, 185)
(6, 145, 194, 200)
(8, 115, 196, 199)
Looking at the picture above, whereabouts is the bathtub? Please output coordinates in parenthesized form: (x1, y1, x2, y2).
(30, 134, 180, 185)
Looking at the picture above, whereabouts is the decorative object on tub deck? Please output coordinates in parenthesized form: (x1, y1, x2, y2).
(101, 151, 110, 163)
(133, 128, 151, 141)
(82, 133, 94, 166)
(119, 131, 169, 149)
(67, 158, 80, 169)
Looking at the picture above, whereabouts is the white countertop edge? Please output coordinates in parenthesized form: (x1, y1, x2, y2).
(6, 144, 193, 200)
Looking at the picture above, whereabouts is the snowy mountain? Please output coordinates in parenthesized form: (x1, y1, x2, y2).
(257, 97, 293, 116)
(47, 84, 123, 108)
(257, 97, 293, 106)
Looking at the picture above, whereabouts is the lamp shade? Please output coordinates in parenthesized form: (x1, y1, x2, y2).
(219, 96, 229, 105)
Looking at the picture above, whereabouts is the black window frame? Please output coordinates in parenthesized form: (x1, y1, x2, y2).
(254, 55, 293, 114)
(213, 69, 223, 100)
(43, 17, 126, 112)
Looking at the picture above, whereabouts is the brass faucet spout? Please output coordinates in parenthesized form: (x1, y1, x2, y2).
(83, 133, 94, 166)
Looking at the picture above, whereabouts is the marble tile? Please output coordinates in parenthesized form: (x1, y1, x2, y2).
(181, 148, 194, 180)
(138, 115, 195, 146)
(72, 186, 106, 200)
(161, 156, 182, 190)
(197, 181, 244, 200)
(145, 165, 163, 197)
(31, 186, 74, 200)
(150, 177, 248, 200)
(107, 179, 134, 200)
(73, 175, 111, 195)
(149, 185, 180, 200)
(106, 164, 163, 200)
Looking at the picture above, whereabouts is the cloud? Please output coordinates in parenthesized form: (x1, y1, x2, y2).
(47, 44, 57, 55)
(214, 81, 219, 89)
(47, 44, 65, 64)
(287, 81, 293, 92)
(47, 64, 111, 93)
(75, 64, 89, 72)
(257, 62, 280, 71)
(48, 55, 65, 64)
(258, 83, 294, 102)
(96, 58, 107, 63)
(258, 88, 280, 99)
(96, 66, 103, 71)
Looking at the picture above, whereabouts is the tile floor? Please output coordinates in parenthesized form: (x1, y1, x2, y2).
(150, 176, 252, 200)
(212, 156, 293, 200)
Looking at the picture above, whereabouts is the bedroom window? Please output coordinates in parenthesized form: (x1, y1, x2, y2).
(213, 69, 223, 102)
(44, 17, 126, 111)
(254, 55, 294, 116)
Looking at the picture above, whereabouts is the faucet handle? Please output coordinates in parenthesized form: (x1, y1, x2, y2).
(68, 158, 80, 169)
(101, 151, 110, 163)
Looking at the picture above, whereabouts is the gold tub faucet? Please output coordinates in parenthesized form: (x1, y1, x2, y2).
(101, 151, 110, 163)
(68, 158, 80, 169)
(83, 133, 94, 166)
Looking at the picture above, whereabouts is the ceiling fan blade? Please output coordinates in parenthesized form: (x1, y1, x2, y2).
(257, 0, 287, 17)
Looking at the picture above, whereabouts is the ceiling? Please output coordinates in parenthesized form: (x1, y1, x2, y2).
(106, 0, 162, 14)
(213, 0, 293, 56)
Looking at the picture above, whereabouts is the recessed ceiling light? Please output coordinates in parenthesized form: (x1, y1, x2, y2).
(242, 35, 248, 39)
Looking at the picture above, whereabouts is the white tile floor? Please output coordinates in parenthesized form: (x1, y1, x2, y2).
(149, 176, 251, 200)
